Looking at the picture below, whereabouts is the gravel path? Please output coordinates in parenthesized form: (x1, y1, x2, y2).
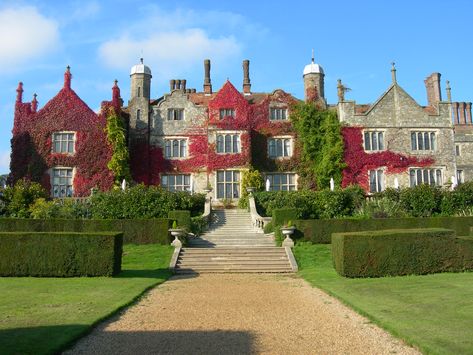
(66, 274, 419, 355)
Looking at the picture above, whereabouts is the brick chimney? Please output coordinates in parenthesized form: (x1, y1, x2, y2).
(466, 102, 472, 124)
(243, 59, 251, 95)
(424, 72, 442, 106)
(459, 102, 466, 124)
(204, 59, 212, 95)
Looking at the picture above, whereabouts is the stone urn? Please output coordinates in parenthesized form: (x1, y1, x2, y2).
(280, 226, 295, 248)
(203, 187, 213, 194)
(169, 228, 185, 247)
(246, 186, 255, 194)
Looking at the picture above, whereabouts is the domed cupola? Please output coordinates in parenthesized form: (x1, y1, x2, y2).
(303, 50, 325, 106)
(130, 58, 152, 76)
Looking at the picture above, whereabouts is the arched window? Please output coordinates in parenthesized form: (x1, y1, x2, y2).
(137, 87, 141, 97)
(137, 109, 141, 121)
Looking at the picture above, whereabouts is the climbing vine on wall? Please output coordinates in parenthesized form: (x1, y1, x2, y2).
(342, 127, 434, 190)
(105, 107, 131, 185)
(290, 103, 345, 190)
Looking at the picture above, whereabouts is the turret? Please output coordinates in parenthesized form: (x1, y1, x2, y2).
(129, 58, 151, 132)
(303, 51, 326, 107)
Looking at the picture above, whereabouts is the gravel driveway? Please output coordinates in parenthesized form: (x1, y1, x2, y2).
(65, 274, 419, 354)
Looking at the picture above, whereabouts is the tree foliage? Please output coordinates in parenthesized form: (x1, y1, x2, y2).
(290, 103, 345, 189)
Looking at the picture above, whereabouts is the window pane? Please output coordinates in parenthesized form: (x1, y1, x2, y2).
(217, 135, 223, 153)
(234, 171, 240, 182)
(217, 171, 224, 182)
(378, 132, 384, 150)
(410, 170, 416, 187)
(225, 171, 232, 181)
(424, 132, 430, 150)
(364, 132, 371, 150)
(61, 141, 67, 152)
(184, 175, 190, 185)
(68, 141, 74, 153)
(431, 133, 436, 150)
(377, 170, 384, 192)
(417, 170, 422, 184)
(225, 135, 231, 152)
(172, 140, 179, 157)
(288, 174, 295, 184)
(232, 135, 238, 153)
(436, 170, 442, 186)
(369, 170, 376, 193)
(233, 183, 240, 198)
(429, 170, 435, 186)
(225, 183, 232, 198)
(180, 140, 186, 157)
(418, 133, 424, 150)
(269, 140, 275, 157)
(372, 132, 377, 150)
(411, 132, 416, 150)
(217, 183, 224, 199)
(284, 140, 290, 156)
(162, 175, 168, 186)
(276, 139, 283, 157)
(423, 169, 429, 183)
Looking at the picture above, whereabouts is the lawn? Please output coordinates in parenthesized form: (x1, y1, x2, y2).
(294, 243, 473, 355)
(0, 244, 173, 355)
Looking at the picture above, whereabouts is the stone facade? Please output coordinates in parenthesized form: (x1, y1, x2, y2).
(9, 57, 473, 198)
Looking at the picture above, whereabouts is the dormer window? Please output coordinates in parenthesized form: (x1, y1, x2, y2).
(52, 132, 75, 154)
(270, 107, 288, 120)
(167, 108, 184, 121)
(219, 108, 235, 119)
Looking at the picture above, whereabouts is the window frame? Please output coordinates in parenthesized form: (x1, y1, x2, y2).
(164, 138, 188, 159)
(219, 108, 235, 120)
(264, 173, 297, 191)
(161, 174, 191, 192)
(216, 170, 241, 199)
(52, 132, 76, 155)
(167, 108, 184, 121)
(269, 107, 288, 121)
(268, 136, 292, 158)
(457, 170, 464, 185)
(363, 130, 385, 152)
(216, 132, 241, 154)
(368, 168, 385, 193)
(410, 130, 437, 152)
(51, 167, 74, 198)
(455, 144, 461, 156)
(409, 167, 443, 187)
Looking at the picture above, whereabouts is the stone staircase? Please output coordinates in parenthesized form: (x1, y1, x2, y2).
(174, 209, 295, 274)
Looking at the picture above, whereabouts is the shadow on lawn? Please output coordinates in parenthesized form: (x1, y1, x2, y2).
(0, 326, 256, 355)
(116, 269, 199, 280)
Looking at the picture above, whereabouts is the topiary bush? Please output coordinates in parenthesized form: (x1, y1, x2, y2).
(0, 231, 123, 277)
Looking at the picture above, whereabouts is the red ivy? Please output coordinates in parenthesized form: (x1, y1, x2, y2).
(11, 77, 116, 196)
(342, 127, 434, 190)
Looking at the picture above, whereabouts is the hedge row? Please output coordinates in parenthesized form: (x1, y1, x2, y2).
(332, 228, 473, 277)
(0, 232, 123, 277)
(295, 216, 473, 244)
(0, 218, 172, 245)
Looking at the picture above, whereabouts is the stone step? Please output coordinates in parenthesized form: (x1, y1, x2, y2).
(175, 267, 293, 274)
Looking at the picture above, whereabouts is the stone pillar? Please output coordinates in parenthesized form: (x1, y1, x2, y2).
(243, 59, 251, 95)
(204, 59, 212, 95)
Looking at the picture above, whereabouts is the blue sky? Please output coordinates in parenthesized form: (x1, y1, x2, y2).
(1, 0, 472, 174)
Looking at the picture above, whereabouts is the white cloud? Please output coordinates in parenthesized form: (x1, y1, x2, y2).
(96, 7, 265, 80)
(99, 29, 240, 79)
(0, 150, 10, 174)
(0, 6, 59, 71)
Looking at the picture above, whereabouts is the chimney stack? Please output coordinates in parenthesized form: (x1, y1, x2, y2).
(452, 102, 459, 124)
(459, 102, 467, 125)
(204, 59, 212, 95)
(243, 59, 251, 95)
(16, 82, 23, 103)
(181, 79, 186, 91)
(466, 102, 472, 124)
(31, 93, 38, 113)
(170, 79, 175, 91)
(424, 73, 442, 106)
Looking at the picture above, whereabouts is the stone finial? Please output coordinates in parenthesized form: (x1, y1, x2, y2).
(337, 79, 350, 102)
(391, 62, 397, 84)
(31, 93, 38, 112)
(140, 57, 144, 64)
(16, 82, 24, 103)
(64, 65, 72, 89)
(311, 48, 315, 63)
(112, 79, 120, 107)
(446, 80, 452, 102)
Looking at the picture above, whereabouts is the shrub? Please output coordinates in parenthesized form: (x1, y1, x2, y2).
(0, 232, 123, 277)
(354, 197, 407, 219)
(238, 169, 264, 209)
(263, 221, 274, 234)
(2, 179, 47, 218)
(190, 215, 208, 235)
(272, 208, 300, 227)
(399, 184, 443, 217)
(254, 187, 364, 219)
(89, 184, 205, 219)
(332, 228, 473, 278)
(168, 210, 191, 231)
(28, 198, 92, 219)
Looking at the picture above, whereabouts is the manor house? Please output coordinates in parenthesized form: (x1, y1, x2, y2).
(10, 56, 473, 198)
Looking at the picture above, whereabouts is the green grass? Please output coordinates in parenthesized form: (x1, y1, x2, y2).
(0, 244, 173, 355)
(294, 243, 473, 355)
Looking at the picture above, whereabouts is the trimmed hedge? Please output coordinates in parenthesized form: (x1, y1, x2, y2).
(0, 219, 172, 245)
(332, 228, 473, 277)
(0, 232, 123, 277)
(295, 216, 473, 244)
(168, 210, 191, 231)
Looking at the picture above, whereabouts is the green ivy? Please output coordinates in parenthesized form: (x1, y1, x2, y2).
(290, 103, 345, 189)
(106, 108, 131, 185)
